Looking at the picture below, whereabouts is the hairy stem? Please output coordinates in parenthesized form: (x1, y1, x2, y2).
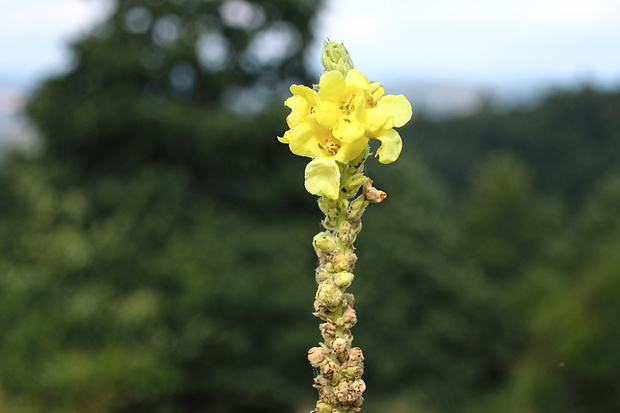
(309, 148, 385, 413)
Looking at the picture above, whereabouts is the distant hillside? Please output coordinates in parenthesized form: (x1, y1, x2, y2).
(404, 86, 620, 206)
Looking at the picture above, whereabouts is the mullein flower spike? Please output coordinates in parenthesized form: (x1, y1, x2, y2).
(278, 40, 412, 413)
(278, 40, 412, 200)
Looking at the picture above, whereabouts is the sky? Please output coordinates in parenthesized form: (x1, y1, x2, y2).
(1, 0, 619, 93)
(311, 0, 620, 90)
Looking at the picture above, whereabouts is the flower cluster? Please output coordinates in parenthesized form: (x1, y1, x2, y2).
(278, 68, 412, 199)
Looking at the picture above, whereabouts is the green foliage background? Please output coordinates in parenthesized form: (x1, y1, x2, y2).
(1, 1, 619, 412)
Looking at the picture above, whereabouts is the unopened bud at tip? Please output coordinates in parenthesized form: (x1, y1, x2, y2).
(321, 39, 354, 74)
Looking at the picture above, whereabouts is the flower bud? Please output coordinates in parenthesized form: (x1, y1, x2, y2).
(321, 216, 338, 230)
(313, 300, 333, 321)
(315, 268, 331, 283)
(336, 221, 353, 244)
(333, 253, 355, 272)
(321, 261, 335, 273)
(320, 322, 337, 340)
(347, 347, 364, 366)
(317, 197, 330, 216)
(331, 337, 349, 354)
(348, 146, 369, 173)
(342, 363, 364, 379)
(317, 385, 337, 405)
(313, 401, 335, 413)
(321, 39, 354, 74)
(313, 232, 338, 254)
(348, 195, 368, 219)
(342, 174, 367, 197)
(334, 272, 354, 289)
(334, 381, 350, 403)
(322, 360, 337, 380)
(351, 377, 366, 393)
(334, 379, 365, 404)
(336, 308, 357, 328)
(308, 346, 326, 367)
(318, 197, 338, 218)
(316, 280, 343, 309)
(342, 293, 355, 308)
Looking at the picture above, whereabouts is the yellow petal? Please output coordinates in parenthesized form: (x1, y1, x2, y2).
(285, 95, 310, 128)
(377, 94, 412, 128)
(345, 69, 370, 93)
(352, 90, 366, 120)
(289, 123, 324, 158)
(334, 137, 369, 164)
(304, 158, 340, 199)
(369, 82, 385, 104)
(374, 129, 402, 164)
(333, 118, 365, 142)
(365, 107, 387, 134)
(290, 84, 316, 105)
(315, 101, 339, 129)
(277, 130, 291, 144)
(318, 70, 346, 103)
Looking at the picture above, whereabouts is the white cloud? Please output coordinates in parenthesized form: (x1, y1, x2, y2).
(0, 0, 107, 37)
(0, 0, 111, 85)
(1, 0, 619, 89)
(311, 0, 620, 86)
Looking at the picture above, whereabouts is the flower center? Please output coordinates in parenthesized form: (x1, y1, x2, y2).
(321, 139, 341, 155)
(340, 94, 356, 117)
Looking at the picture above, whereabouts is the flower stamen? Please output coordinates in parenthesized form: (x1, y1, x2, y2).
(321, 140, 341, 155)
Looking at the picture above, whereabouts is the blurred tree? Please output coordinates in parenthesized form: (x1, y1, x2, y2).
(350, 155, 523, 412)
(460, 153, 562, 283)
(406, 87, 620, 208)
(1, 0, 324, 412)
(27, 0, 321, 211)
(4, 0, 619, 411)
(469, 174, 620, 413)
(0, 157, 320, 412)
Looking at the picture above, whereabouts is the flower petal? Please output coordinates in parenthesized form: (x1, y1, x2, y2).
(318, 70, 346, 103)
(277, 129, 291, 144)
(345, 69, 370, 93)
(315, 101, 339, 129)
(304, 158, 340, 199)
(352, 90, 366, 120)
(374, 129, 402, 164)
(289, 123, 324, 158)
(333, 118, 365, 142)
(285, 95, 310, 128)
(365, 107, 387, 134)
(377, 94, 412, 127)
(369, 82, 385, 104)
(290, 84, 316, 105)
(334, 137, 369, 164)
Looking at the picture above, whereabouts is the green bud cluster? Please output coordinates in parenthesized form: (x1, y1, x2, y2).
(309, 146, 384, 413)
(321, 39, 354, 75)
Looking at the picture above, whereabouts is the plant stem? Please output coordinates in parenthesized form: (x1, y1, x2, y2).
(309, 148, 385, 413)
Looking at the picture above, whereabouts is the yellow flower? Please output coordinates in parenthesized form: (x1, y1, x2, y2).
(315, 69, 370, 143)
(278, 69, 412, 199)
(364, 81, 412, 164)
(293, 120, 369, 199)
